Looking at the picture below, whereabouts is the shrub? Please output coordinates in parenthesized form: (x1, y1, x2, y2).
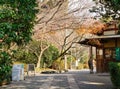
(0, 52, 12, 85)
(78, 63, 83, 70)
(109, 62, 120, 89)
(83, 64, 89, 69)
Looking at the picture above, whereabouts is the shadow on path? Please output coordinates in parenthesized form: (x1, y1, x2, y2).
(68, 69, 113, 89)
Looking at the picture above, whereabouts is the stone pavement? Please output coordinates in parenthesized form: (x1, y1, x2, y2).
(0, 69, 113, 89)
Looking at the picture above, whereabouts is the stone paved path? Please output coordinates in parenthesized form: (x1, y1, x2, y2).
(0, 69, 113, 89)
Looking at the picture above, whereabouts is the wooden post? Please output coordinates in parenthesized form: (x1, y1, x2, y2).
(89, 46, 92, 58)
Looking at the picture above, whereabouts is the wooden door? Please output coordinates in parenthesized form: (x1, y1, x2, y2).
(96, 48, 104, 73)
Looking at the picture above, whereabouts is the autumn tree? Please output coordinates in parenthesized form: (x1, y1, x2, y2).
(35, 0, 95, 31)
(34, 0, 95, 56)
(33, 0, 101, 70)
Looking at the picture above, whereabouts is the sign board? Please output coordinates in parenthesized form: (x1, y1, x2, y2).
(27, 64, 35, 71)
(12, 64, 24, 69)
(27, 64, 35, 76)
(12, 64, 24, 81)
(12, 69, 21, 81)
(116, 47, 120, 61)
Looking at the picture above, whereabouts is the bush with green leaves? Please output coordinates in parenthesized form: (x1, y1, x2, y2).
(13, 49, 37, 64)
(0, 0, 37, 85)
(0, 0, 38, 45)
(42, 45, 59, 68)
(0, 52, 12, 85)
(13, 44, 59, 68)
(109, 62, 120, 89)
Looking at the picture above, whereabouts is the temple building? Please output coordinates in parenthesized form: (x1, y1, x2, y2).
(79, 21, 120, 73)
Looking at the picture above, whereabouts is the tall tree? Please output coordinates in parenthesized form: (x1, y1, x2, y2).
(34, 0, 103, 70)
(27, 40, 50, 68)
(0, 0, 37, 83)
(34, 0, 95, 34)
(34, 0, 95, 57)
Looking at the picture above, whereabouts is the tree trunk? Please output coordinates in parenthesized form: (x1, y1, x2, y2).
(36, 51, 43, 68)
(36, 45, 50, 68)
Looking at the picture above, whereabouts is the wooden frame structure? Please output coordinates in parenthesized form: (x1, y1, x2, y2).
(79, 21, 120, 73)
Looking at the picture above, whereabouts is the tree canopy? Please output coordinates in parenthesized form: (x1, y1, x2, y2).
(0, 0, 38, 46)
(92, 0, 120, 21)
(42, 45, 59, 68)
(0, 0, 38, 83)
